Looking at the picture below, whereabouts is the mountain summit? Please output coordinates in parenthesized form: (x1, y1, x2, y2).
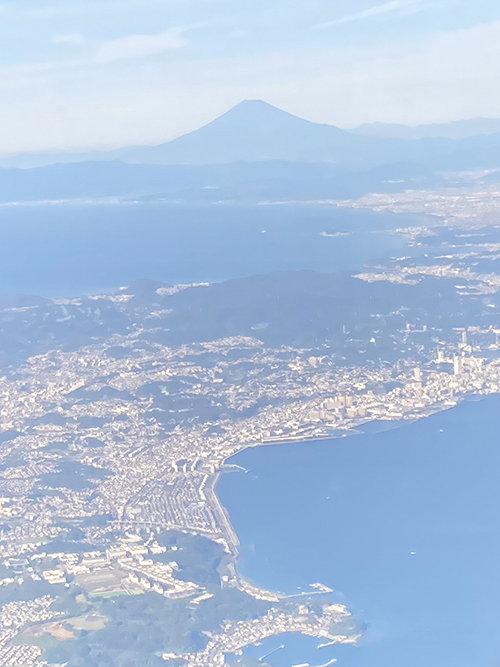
(206, 99, 344, 132)
(116, 100, 360, 165)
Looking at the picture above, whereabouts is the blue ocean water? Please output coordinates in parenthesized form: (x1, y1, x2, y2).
(218, 396, 500, 667)
(0, 203, 416, 296)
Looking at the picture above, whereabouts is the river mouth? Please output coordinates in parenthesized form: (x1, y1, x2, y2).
(217, 394, 500, 667)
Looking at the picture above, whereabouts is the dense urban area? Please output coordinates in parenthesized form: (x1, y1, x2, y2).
(1, 186, 500, 665)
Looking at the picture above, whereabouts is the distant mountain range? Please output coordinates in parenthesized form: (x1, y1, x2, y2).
(351, 117, 500, 140)
(2, 100, 500, 171)
(1, 100, 376, 168)
(0, 100, 499, 204)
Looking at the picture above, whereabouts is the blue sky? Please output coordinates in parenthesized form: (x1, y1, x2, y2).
(1, 0, 500, 154)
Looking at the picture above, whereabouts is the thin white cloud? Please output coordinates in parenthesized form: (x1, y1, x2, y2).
(0, 26, 192, 78)
(93, 28, 186, 63)
(314, 0, 426, 29)
(52, 33, 87, 46)
(0, 0, 183, 19)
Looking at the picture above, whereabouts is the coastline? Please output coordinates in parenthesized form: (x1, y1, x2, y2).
(210, 391, 492, 595)
(212, 392, 500, 667)
(205, 471, 241, 556)
(211, 419, 414, 575)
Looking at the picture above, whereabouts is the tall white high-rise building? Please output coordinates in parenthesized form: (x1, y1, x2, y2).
(437, 349, 445, 363)
(453, 355, 464, 376)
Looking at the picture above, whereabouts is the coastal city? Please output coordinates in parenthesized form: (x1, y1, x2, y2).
(0, 200, 499, 664)
(0, 260, 499, 664)
(335, 182, 500, 228)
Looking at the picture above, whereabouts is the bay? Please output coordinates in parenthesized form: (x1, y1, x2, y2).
(0, 203, 417, 297)
(217, 396, 500, 667)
